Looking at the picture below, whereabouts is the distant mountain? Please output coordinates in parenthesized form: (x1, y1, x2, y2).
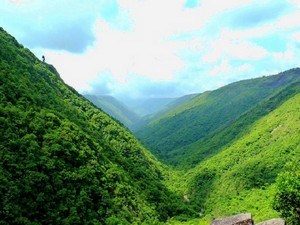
(0, 27, 192, 224)
(84, 94, 198, 131)
(120, 97, 176, 117)
(84, 94, 140, 129)
(132, 93, 198, 131)
(135, 69, 300, 166)
(158, 93, 199, 115)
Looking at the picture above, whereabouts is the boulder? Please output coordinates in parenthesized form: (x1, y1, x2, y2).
(256, 218, 285, 225)
(211, 213, 253, 225)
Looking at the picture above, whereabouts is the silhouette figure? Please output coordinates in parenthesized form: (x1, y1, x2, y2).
(42, 55, 45, 63)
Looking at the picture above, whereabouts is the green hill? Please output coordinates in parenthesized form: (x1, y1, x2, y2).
(84, 94, 140, 129)
(135, 69, 300, 165)
(166, 82, 300, 168)
(162, 82, 300, 224)
(0, 27, 193, 224)
(182, 86, 300, 223)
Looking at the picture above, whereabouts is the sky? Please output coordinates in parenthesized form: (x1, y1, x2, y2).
(1, 0, 300, 99)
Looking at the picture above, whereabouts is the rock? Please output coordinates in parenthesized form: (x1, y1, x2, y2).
(211, 213, 253, 225)
(256, 218, 285, 225)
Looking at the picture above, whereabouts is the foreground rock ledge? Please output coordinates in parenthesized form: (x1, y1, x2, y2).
(256, 218, 285, 225)
(211, 213, 285, 225)
(211, 213, 253, 225)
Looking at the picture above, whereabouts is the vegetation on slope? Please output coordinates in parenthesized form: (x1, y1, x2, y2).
(135, 69, 300, 165)
(182, 91, 300, 223)
(84, 94, 140, 129)
(1, 26, 298, 225)
(0, 27, 194, 224)
(166, 82, 300, 168)
(273, 159, 300, 225)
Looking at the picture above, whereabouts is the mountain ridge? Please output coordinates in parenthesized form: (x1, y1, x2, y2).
(135, 68, 300, 165)
(84, 94, 140, 129)
(0, 27, 193, 224)
(165, 81, 300, 168)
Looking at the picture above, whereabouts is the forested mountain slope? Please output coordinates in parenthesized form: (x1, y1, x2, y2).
(181, 88, 300, 223)
(84, 94, 140, 129)
(0, 27, 192, 224)
(135, 69, 300, 164)
(166, 82, 300, 168)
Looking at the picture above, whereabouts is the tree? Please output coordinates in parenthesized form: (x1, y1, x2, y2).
(273, 159, 300, 225)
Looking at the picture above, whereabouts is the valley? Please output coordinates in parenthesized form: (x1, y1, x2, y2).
(0, 27, 299, 225)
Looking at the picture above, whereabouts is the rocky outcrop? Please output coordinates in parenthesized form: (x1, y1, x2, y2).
(211, 213, 253, 225)
(211, 214, 284, 225)
(256, 218, 285, 225)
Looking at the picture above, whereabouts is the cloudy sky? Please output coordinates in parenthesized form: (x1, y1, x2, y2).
(1, 0, 300, 99)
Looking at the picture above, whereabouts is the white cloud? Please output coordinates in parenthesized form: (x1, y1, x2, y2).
(7, 0, 300, 98)
(228, 41, 268, 61)
(237, 63, 254, 73)
(276, 11, 300, 30)
(93, 19, 185, 81)
(43, 49, 98, 91)
(272, 43, 300, 70)
(209, 59, 232, 77)
(291, 31, 300, 42)
(201, 32, 268, 64)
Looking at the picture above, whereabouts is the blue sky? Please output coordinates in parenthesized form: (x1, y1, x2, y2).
(1, 0, 300, 98)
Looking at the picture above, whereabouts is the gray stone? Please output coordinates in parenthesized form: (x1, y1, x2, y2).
(211, 213, 253, 225)
(256, 218, 285, 225)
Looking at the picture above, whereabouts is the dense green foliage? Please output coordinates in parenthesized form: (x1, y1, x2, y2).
(0, 27, 193, 224)
(273, 159, 300, 225)
(166, 82, 300, 168)
(135, 70, 300, 166)
(84, 94, 140, 129)
(181, 90, 300, 223)
(1, 27, 299, 225)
